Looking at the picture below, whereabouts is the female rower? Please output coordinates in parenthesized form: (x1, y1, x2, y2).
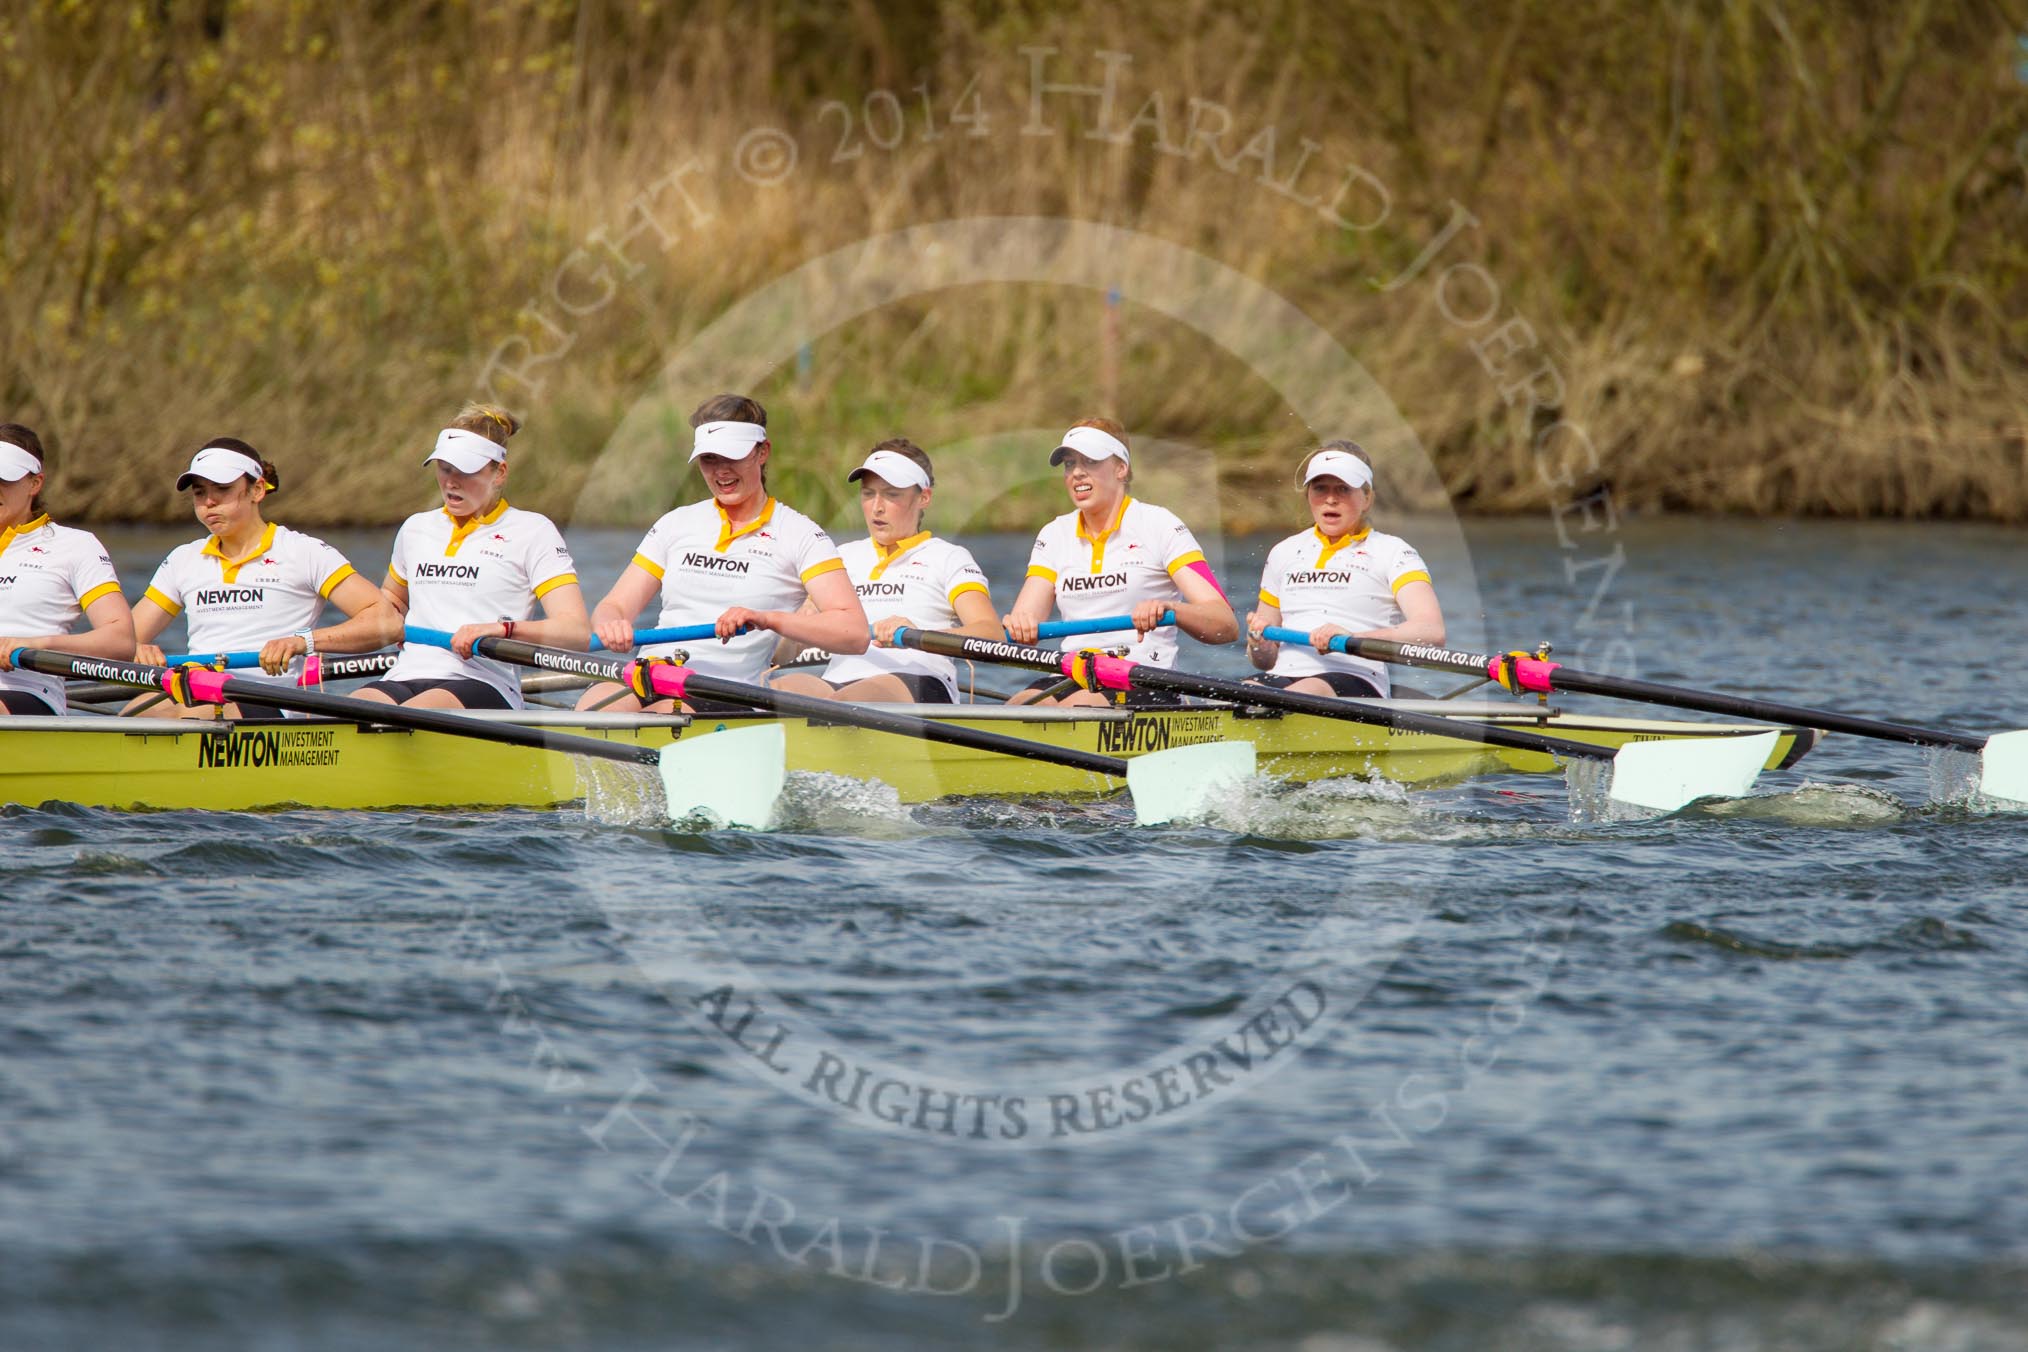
(128, 439, 396, 719)
(1244, 442, 1444, 698)
(1001, 418, 1237, 706)
(0, 424, 135, 715)
(769, 439, 998, 703)
(577, 394, 867, 713)
(356, 405, 588, 710)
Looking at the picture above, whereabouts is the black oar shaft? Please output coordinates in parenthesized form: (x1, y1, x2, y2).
(1343, 638, 1986, 753)
(477, 638, 1132, 778)
(894, 631, 1616, 763)
(14, 650, 660, 767)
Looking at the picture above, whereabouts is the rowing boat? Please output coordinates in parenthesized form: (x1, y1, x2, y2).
(0, 700, 1819, 813)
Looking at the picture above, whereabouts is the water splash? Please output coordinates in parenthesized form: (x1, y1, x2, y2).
(575, 759, 667, 828)
(1925, 745, 1982, 806)
(1565, 758, 1613, 825)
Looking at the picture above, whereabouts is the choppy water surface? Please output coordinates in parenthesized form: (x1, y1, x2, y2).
(4, 518, 2026, 1350)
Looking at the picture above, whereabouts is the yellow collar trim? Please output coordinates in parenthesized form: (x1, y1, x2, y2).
(869, 530, 932, 580)
(0, 513, 51, 557)
(716, 497, 777, 551)
(1076, 496, 1132, 572)
(1312, 524, 1371, 569)
(202, 521, 279, 584)
(444, 498, 510, 556)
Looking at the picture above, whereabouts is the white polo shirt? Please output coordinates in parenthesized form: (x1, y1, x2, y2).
(1257, 525, 1432, 693)
(821, 533, 991, 697)
(145, 523, 357, 658)
(384, 500, 578, 707)
(0, 515, 123, 713)
(631, 497, 844, 683)
(1025, 497, 1210, 666)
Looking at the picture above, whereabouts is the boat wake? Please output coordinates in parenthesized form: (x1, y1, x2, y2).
(1193, 772, 1514, 842)
(771, 771, 913, 836)
(1702, 781, 1909, 827)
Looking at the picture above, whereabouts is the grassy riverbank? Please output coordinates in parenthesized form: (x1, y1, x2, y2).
(4, 1, 2024, 527)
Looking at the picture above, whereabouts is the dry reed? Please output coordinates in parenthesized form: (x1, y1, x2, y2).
(2, 0, 2023, 527)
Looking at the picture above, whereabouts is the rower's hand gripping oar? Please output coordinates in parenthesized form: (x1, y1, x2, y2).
(1266, 628, 2027, 804)
(7, 647, 771, 826)
(405, 629, 1258, 826)
(889, 629, 1775, 815)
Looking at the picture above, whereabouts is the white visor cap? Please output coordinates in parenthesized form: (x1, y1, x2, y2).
(425, 427, 507, 474)
(0, 440, 41, 483)
(1048, 425, 1130, 467)
(177, 446, 268, 491)
(1302, 449, 1374, 491)
(845, 449, 931, 491)
(689, 421, 770, 462)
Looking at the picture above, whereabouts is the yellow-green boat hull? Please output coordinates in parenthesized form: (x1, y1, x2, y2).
(0, 703, 1819, 813)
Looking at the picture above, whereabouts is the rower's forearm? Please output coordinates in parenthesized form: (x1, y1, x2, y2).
(33, 623, 136, 660)
(777, 610, 869, 655)
(516, 617, 590, 651)
(1364, 617, 1445, 645)
(314, 604, 403, 653)
(1178, 602, 1239, 645)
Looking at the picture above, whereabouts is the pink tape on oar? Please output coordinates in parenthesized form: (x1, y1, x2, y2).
(628, 661, 690, 702)
(298, 653, 323, 688)
(1486, 653, 1561, 693)
(1059, 651, 1136, 692)
(184, 669, 232, 704)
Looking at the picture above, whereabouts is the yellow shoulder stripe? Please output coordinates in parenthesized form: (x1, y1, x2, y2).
(318, 563, 357, 599)
(1390, 569, 1432, 594)
(1026, 564, 1058, 582)
(800, 557, 846, 583)
(631, 551, 666, 581)
(79, 580, 123, 610)
(948, 580, 990, 604)
(1257, 588, 1281, 609)
(1166, 549, 1207, 575)
(532, 572, 578, 600)
(143, 585, 183, 616)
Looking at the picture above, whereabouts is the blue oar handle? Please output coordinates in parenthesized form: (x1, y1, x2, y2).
(1259, 624, 1352, 653)
(1030, 611, 1175, 640)
(407, 623, 733, 653)
(164, 650, 265, 669)
(162, 647, 403, 670)
(595, 623, 727, 650)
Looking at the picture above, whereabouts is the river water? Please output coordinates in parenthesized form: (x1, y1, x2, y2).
(3, 517, 2025, 1350)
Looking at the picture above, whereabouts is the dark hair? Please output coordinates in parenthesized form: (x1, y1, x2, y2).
(689, 394, 767, 429)
(690, 395, 769, 488)
(1, 423, 48, 515)
(198, 435, 281, 494)
(449, 402, 521, 449)
(866, 437, 933, 486)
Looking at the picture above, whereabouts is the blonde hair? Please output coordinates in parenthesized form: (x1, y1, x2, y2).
(450, 402, 521, 449)
(1297, 439, 1373, 490)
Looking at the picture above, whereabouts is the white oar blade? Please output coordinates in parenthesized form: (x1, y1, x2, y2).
(1976, 730, 2028, 805)
(655, 724, 786, 828)
(1127, 740, 1257, 826)
(1608, 730, 1777, 814)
